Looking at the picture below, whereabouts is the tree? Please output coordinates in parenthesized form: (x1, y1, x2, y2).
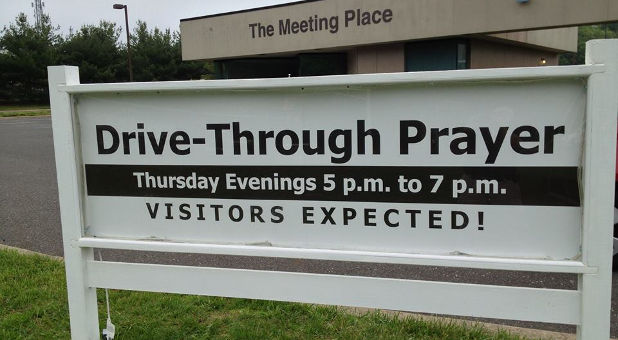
(0, 13, 60, 103)
(58, 21, 123, 83)
(130, 21, 177, 81)
(560, 24, 618, 65)
(0, 14, 212, 104)
(172, 31, 212, 81)
(129, 21, 211, 82)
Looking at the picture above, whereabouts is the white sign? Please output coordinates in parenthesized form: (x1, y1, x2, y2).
(49, 40, 618, 340)
(79, 80, 584, 260)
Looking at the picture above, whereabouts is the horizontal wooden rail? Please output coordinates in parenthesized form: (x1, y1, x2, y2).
(78, 237, 595, 274)
(87, 260, 581, 325)
(60, 64, 605, 94)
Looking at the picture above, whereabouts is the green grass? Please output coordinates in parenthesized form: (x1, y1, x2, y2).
(0, 110, 50, 117)
(0, 105, 50, 117)
(0, 105, 49, 111)
(0, 249, 540, 340)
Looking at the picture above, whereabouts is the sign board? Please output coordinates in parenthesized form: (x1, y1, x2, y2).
(49, 40, 617, 340)
(179, 0, 618, 60)
(82, 79, 584, 260)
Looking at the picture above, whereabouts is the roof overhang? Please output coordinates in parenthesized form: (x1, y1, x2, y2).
(180, 0, 617, 60)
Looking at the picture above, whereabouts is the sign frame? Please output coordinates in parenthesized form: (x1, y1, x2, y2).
(48, 40, 617, 339)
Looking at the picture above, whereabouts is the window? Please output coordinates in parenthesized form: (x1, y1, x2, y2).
(298, 53, 347, 77)
(405, 39, 469, 72)
(214, 53, 347, 79)
(214, 58, 298, 79)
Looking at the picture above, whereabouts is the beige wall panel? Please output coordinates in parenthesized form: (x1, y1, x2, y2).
(375, 44, 404, 73)
(355, 47, 377, 74)
(470, 40, 559, 69)
(181, 0, 617, 60)
(489, 27, 578, 53)
(347, 49, 359, 74)
(347, 44, 404, 74)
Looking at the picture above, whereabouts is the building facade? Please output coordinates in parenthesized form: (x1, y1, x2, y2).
(180, 0, 618, 78)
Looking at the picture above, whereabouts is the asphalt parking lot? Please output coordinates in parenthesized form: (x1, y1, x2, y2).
(0, 116, 616, 337)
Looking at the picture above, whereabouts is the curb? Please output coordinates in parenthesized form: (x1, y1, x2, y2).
(0, 244, 63, 261)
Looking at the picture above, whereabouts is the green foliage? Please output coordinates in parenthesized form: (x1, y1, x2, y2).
(560, 24, 618, 65)
(130, 21, 179, 81)
(130, 21, 208, 82)
(0, 109, 50, 117)
(0, 13, 212, 104)
(57, 21, 123, 83)
(0, 13, 60, 103)
(0, 249, 537, 340)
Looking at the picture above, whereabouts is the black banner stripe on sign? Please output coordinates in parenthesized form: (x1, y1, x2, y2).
(84, 164, 580, 207)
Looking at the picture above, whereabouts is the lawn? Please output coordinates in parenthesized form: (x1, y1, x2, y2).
(0, 249, 541, 340)
(0, 105, 50, 117)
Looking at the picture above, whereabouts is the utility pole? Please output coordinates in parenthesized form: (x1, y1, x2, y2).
(31, 0, 45, 28)
(113, 4, 134, 82)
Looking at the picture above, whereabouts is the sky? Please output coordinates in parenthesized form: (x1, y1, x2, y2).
(0, 0, 299, 41)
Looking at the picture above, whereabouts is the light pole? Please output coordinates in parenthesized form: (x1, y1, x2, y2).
(113, 4, 133, 82)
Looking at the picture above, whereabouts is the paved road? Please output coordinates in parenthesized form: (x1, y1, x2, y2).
(1, 116, 616, 337)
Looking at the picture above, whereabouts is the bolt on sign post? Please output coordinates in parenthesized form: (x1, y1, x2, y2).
(48, 40, 617, 340)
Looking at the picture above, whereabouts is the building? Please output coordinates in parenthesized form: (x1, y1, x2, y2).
(179, 0, 618, 78)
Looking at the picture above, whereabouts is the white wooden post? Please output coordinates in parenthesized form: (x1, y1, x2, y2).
(48, 66, 100, 339)
(578, 39, 618, 340)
